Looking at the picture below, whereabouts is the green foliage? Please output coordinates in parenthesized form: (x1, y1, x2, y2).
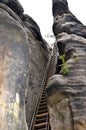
(59, 55, 69, 75)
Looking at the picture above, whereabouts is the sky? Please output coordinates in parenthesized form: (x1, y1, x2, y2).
(19, 0, 86, 44)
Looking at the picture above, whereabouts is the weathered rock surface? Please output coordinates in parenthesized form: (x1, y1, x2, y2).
(46, 0, 86, 130)
(0, 3, 29, 130)
(24, 16, 49, 128)
(0, 0, 24, 15)
(22, 14, 49, 51)
(0, 1, 49, 130)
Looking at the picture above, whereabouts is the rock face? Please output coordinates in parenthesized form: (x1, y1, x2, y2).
(0, 3, 29, 130)
(0, 1, 49, 130)
(46, 0, 86, 130)
(23, 15, 49, 128)
(0, 0, 24, 15)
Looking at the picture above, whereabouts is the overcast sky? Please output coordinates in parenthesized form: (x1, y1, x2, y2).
(19, 0, 86, 44)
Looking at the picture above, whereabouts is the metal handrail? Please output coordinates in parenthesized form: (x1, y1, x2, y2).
(29, 51, 52, 130)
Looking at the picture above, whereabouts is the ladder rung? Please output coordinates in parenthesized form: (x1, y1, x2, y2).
(36, 117, 47, 124)
(34, 128, 46, 130)
(38, 109, 48, 114)
(40, 100, 47, 103)
(36, 112, 48, 118)
(40, 101, 47, 104)
(35, 128, 46, 130)
(42, 94, 45, 97)
(34, 122, 48, 128)
(42, 92, 45, 95)
(40, 99, 47, 103)
(39, 105, 47, 110)
(38, 108, 48, 112)
(41, 96, 46, 100)
(44, 83, 47, 86)
(39, 102, 47, 106)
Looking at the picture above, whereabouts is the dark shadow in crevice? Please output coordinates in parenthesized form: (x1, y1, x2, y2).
(55, 58, 62, 74)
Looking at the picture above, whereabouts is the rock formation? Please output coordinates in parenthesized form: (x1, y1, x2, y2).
(0, 1, 50, 130)
(46, 0, 86, 130)
(1, 0, 86, 130)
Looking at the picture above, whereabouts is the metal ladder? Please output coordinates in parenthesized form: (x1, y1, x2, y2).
(33, 87, 51, 130)
(30, 46, 57, 130)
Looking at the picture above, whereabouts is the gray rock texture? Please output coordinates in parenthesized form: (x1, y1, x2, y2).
(0, 1, 49, 130)
(22, 14, 49, 51)
(46, 0, 86, 130)
(24, 17, 49, 128)
(0, 3, 29, 130)
(0, 0, 24, 15)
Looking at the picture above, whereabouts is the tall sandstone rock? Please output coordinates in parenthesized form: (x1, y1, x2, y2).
(46, 0, 86, 130)
(0, 1, 50, 130)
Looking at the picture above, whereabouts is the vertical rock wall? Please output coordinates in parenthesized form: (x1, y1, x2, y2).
(0, 1, 50, 130)
(23, 16, 49, 128)
(46, 0, 86, 130)
(0, 3, 29, 130)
